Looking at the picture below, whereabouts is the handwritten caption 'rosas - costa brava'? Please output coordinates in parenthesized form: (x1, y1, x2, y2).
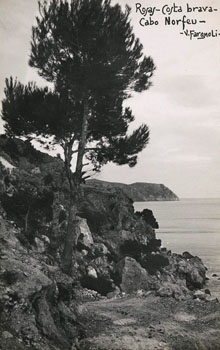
(135, 3, 219, 40)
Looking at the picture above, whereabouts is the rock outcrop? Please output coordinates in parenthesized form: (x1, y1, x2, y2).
(115, 257, 155, 293)
(79, 185, 157, 260)
(0, 213, 82, 350)
(0, 135, 218, 350)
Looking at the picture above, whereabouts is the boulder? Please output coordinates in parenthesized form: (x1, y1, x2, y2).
(115, 257, 154, 293)
(156, 283, 173, 298)
(36, 294, 61, 338)
(80, 275, 114, 296)
(176, 257, 206, 289)
(164, 252, 206, 290)
(90, 256, 114, 278)
(0, 220, 52, 301)
(87, 266, 98, 279)
(1, 331, 13, 339)
(156, 282, 187, 300)
(35, 295, 75, 347)
(92, 243, 109, 257)
(106, 286, 120, 299)
(77, 217, 94, 249)
(1, 257, 52, 300)
(80, 256, 115, 295)
(48, 266, 75, 302)
(41, 235, 50, 244)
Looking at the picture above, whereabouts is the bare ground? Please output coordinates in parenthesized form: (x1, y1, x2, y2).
(78, 294, 220, 350)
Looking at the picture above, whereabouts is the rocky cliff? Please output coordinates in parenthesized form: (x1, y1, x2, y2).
(87, 179, 179, 201)
(0, 136, 219, 350)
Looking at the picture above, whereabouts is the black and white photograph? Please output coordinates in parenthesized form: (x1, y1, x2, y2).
(0, 0, 220, 349)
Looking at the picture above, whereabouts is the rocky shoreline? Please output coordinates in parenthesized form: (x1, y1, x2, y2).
(0, 136, 219, 349)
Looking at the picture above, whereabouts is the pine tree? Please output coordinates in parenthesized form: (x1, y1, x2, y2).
(29, 0, 155, 187)
(2, 0, 155, 273)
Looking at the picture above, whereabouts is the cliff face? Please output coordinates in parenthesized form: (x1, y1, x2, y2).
(0, 210, 82, 350)
(0, 136, 219, 350)
(87, 179, 179, 201)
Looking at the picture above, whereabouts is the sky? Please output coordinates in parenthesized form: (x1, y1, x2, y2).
(0, 0, 220, 198)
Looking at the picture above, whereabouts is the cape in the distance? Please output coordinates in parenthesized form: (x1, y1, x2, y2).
(87, 179, 179, 202)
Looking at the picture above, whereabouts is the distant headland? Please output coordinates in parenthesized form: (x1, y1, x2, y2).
(87, 179, 179, 202)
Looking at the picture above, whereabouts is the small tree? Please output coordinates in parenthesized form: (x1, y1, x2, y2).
(1, 0, 155, 273)
(0, 169, 54, 238)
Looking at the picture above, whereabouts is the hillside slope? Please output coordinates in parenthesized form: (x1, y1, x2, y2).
(87, 179, 179, 202)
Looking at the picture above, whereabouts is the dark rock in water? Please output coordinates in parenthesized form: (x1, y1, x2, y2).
(161, 247, 167, 252)
(182, 251, 194, 259)
(135, 209, 159, 229)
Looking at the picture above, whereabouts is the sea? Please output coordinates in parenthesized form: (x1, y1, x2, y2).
(134, 198, 220, 298)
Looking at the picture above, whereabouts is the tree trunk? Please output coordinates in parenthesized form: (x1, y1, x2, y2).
(75, 95, 89, 184)
(61, 95, 89, 274)
(24, 206, 31, 234)
(61, 202, 80, 274)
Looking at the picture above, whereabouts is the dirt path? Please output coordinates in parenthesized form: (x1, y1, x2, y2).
(78, 294, 220, 350)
